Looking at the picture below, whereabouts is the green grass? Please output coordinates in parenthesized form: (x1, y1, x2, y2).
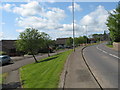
(20, 50, 72, 88)
(106, 44, 113, 48)
(0, 73, 8, 84)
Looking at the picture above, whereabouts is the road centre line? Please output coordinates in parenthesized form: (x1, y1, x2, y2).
(102, 50, 107, 54)
(96, 46, 108, 54)
(96, 46, 120, 60)
(109, 53, 120, 59)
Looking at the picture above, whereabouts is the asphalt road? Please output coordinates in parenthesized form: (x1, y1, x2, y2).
(64, 47, 99, 88)
(83, 43, 119, 88)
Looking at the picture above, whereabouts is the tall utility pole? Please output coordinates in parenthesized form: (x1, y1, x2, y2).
(72, 0, 75, 52)
(85, 25, 88, 45)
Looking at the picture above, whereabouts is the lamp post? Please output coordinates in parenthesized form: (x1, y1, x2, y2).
(72, 0, 75, 52)
(85, 25, 88, 45)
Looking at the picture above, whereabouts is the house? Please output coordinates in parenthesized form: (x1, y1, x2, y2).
(55, 38, 68, 48)
(89, 38, 97, 43)
(0, 40, 23, 56)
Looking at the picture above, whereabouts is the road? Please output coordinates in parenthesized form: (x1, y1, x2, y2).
(64, 47, 100, 88)
(83, 43, 119, 88)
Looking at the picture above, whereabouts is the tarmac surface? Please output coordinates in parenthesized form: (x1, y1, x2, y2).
(63, 47, 100, 88)
(83, 43, 119, 88)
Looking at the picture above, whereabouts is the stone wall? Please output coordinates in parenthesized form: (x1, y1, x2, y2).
(113, 42, 120, 51)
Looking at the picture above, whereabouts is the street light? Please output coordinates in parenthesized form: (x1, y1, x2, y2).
(85, 25, 88, 45)
(72, 0, 75, 52)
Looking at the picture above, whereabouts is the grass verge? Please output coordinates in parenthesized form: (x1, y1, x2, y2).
(20, 50, 72, 88)
(106, 44, 113, 48)
(0, 73, 8, 84)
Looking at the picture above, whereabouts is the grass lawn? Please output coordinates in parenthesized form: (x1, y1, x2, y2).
(106, 44, 113, 48)
(20, 50, 72, 88)
(0, 73, 8, 84)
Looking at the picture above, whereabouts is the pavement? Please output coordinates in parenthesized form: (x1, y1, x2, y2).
(83, 43, 119, 88)
(62, 47, 100, 88)
(2, 70, 21, 88)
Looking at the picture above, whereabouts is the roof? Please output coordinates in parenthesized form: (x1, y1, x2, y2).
(55, 38, 68, 45)
(0, 40, 17, 49)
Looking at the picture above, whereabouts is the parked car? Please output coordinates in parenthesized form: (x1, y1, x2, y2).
(0, 55, 14, 65)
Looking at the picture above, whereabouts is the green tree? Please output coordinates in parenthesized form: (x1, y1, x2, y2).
(103, 31, 108, 40)
(65, 37, 73, 47)
(78, 37, 84, 44)
(74, 36, 89, 46)
(92, 34, 102, 41)
(106, 2, 120, 42)
(16, 28, 43, 63)
(41, 32, 52, 57)
(83, 36, 89, 43)
(75, 37, 80, 46)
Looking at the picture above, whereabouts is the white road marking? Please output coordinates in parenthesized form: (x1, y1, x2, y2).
(102, 51, 107, 54)
(109, 54, 120, 59)
(96, 46, 108, 54)
(96, 46, 120, 59)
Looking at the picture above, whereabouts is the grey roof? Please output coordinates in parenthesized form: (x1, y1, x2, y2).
(55, 38, 68, 45)
(0, 40, 16, 50)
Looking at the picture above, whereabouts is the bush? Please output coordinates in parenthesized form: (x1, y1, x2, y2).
(0, 51, 7, 55)
(107, 41, 113, 45)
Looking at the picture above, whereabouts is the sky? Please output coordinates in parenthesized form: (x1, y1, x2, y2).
(0, 1, 118, 40)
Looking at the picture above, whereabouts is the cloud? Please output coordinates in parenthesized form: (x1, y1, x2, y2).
(2, 2, 113, 39)
(13, 1, 42, 16)
(16, 15, 63, 31)
(14, 2, 66, 31)
(43, 7, 66, 22)
(80, 5, 109, 33)
(0, 32, 4, 40)
(0, 4, 15, 12)
(68, 3, 82, 12)
(16, 29, 24, 32)
(57, 23, 85, 37)
(109, 9, 116, 14)
(47, 0, 56, 3)
(0, 22, 5, 25)
(59, 23, 81, 31)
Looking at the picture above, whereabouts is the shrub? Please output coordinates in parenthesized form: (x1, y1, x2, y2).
(0, 51, 7, 55)
(107, 41, 113, 45)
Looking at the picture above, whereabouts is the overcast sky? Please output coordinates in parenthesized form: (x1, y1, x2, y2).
(0, 1, 118, 40)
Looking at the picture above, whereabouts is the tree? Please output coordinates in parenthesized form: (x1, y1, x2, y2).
(74, 37, 79, 46)
(41, 32, 52, 57)
(65, 37, 73, 47)
(106, 2, 120, 42)
(74, 36, 89, 46)
(83, 36, 89, 43)
(92, 34, 100, 41)
(16, 28, 43, 63)
(103, 31, 107, 41)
